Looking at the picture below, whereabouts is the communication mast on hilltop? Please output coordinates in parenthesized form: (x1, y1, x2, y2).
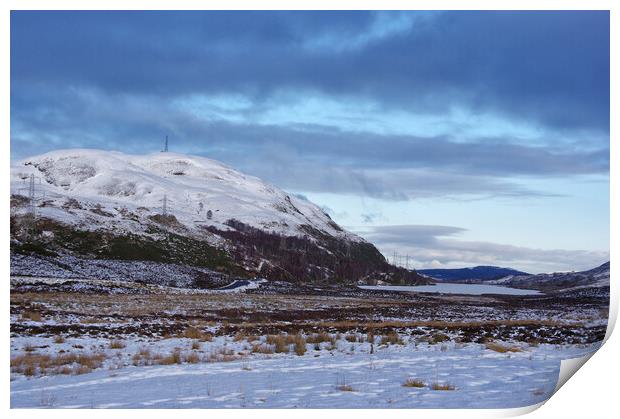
(162, 135, 169, 152)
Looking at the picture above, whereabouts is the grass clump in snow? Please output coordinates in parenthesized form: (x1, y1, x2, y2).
(402, 378, 426, 388)
(335, 374, 355, 392)
(428, 332, 450, 344)
(109, 339, 126, 349)
(182, 326, 212, 341)
(158, 349, 183, 365)
(184, 352, 201, 364)
(11, 352, 106, 377)
(274, 335, 289, 354)
(251, 344, 274, 354)
(431, 382, 456, 391)
(293, 333, 307, 356)
(345, 333, 359, 343)
(380, 331, 404, 345)
(485, 341, 522, 353)
(266, 333, 290, 353)
(132, 348, 155, 366)
(207, 347, 241, 363)
(21, 310, 42, 322)
(306, 332, 335, 345)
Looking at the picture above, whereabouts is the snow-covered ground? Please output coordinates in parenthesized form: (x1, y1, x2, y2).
(10, 341, 599, 408)
(10, 272, 608, 409)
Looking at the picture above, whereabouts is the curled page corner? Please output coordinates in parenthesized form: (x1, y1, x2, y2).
(504, 401, 546, 417)
(552, 284, 618, 395)
(555, 352, 596, 393)
(552, 309, 615, 397)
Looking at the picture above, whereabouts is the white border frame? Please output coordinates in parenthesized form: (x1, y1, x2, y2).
(2, 2, 616, 418)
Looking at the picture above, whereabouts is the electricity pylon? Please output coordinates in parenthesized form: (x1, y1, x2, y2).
(18, 174, 44, 239)
(161, 194, 169, 216)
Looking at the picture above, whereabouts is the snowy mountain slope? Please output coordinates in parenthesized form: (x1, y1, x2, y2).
(11, 149, 357, 242)
(10, 149, 427, 285)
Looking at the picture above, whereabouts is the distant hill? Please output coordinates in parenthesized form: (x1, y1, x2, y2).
(417, 266, 529, 282)
(488, 261, 609, 292)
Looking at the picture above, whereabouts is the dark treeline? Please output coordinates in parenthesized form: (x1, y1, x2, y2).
(207, 219, 424, 284)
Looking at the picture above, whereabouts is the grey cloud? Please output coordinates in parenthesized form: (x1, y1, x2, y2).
(11, 11, 609, 133)
(358, 224, 609, 273)
(9, 87, 607, 200)
(361, 212, 383, 223)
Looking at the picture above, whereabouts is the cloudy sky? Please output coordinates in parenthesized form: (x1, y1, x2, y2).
(10, 11, 609, 273)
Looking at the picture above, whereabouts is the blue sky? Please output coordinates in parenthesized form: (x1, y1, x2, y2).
(10, 11, 609, 273)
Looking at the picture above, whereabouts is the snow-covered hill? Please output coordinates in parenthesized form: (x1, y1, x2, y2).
(10, 149, 426, 286)
(11, 149, 358, 242)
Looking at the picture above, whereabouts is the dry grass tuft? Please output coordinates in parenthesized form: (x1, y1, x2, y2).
(251, 344, 274, 354)
(428, 332, 450, 344)
(267, 334, 290, 353)
(11, 352, 106, 377)
(345, 333, 358, 343)
(402, 378, 426, 388)
(485, 341, 522, 353)
(181, 326, 213, 342)
(306, 332, 336, 345)
(380, 331, 404, 345)
(182, 327, 203, 339)
(207, 347, 242, 363)
(132, 348, 154, 366)
(337, 384, 355, 392)
(53, 335, 66, 344)
(293, 333, 307, 356)
(431, 382, 456, 391)
(21, 310, 42, 322)
(109, 339, 126, 349)
(185, 352, 201, 364)
(74, 365, 93, 375)
(158, 349, 183, 365)
(76, 353, 106, 369)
